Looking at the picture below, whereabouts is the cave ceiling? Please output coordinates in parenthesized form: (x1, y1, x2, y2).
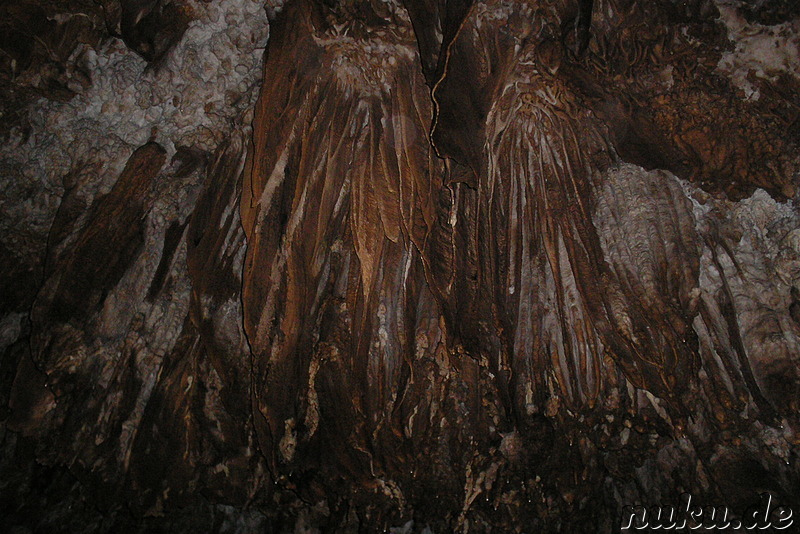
(1, 0, 800, 532)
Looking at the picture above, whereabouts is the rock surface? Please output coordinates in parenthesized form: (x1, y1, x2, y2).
(1, 0, 799, 532)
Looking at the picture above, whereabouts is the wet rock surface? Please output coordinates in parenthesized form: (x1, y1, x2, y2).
(1, 0, 799, 532)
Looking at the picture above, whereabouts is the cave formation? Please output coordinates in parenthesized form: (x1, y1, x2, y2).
(1, 0, 800, 532)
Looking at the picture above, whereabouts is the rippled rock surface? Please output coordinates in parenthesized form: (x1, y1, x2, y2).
(1, 0, 799, 532)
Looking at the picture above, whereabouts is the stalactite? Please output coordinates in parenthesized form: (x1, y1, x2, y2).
(1, 0, 799, 531)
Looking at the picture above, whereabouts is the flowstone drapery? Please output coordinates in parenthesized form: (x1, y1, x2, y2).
(1, 0, 799, 532)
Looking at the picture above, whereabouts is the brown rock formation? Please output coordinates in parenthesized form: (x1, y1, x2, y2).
(1, 0, 799, 532)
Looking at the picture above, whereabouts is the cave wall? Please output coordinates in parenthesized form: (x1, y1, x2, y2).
(1, 0, 799, 532)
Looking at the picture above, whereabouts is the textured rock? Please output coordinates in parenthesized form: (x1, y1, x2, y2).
(1, 0, 799, 532)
